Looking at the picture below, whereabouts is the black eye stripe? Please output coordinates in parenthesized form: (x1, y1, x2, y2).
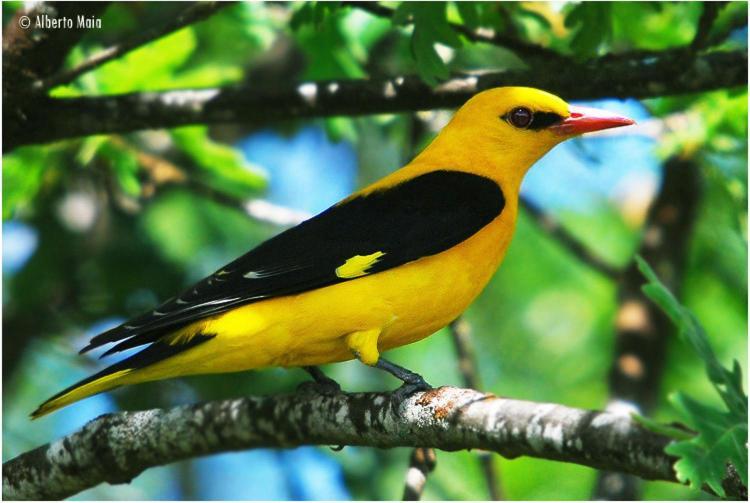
(528, 111, 564, 130)
(502, 110, 564, 131)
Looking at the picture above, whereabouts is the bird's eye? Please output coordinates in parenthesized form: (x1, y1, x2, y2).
(508, 107, 533, 128)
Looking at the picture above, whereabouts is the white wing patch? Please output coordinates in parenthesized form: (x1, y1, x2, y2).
(243, 264, 307, 279)
(181, 297, 242, 311)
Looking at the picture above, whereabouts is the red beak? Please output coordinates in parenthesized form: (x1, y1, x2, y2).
(551, 105, 635, 136)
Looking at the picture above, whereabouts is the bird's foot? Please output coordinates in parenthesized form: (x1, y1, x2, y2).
(374, 358, 432, 402)
(298, 366, 342, 396)
(392, 378, 432, 403)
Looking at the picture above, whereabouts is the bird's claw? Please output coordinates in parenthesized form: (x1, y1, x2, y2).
(297, 377, 341, 396)
(392, 375, 432, 402)
(299, 366, 342, 396)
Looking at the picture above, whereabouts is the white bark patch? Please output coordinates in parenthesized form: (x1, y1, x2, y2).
(159, 89, 219, 111)
(405, 466, 426, 491)
(542, 423, 564, 452)
(383, 81, 397, 99)
(335, 404, 349, 425)
(298, 83, 318, 106)
(591, 412, 633, 436)
(327, 82, 339, 94)
(605, 399, 640, 416)
(526, 403, 557, 452)
(436, 76, 478, 94)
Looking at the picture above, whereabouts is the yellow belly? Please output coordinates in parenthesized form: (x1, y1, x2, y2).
(127, 205, 517, 384)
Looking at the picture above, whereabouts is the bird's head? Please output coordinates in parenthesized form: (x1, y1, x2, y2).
(434, 86, 635, 188)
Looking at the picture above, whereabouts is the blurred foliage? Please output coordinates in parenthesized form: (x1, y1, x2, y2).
(3, 1, 747, 500)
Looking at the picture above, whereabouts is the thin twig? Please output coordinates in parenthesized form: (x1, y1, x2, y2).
(520, 198, 622, 280)
(186, 180, 310, 227)
(402, 447, 437, 500)
(691, 2, 728, 50)
(449, 319, 483, 392)
(37, 2, 234, 91)
(449, 319, 503, 500)
(109, 135, 310, 227)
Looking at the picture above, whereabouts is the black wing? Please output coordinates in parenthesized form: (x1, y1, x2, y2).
(84, 170, 505, 355)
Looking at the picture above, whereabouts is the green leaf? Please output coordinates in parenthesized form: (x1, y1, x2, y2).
(394, 2, 462, 86)
(515, 5, 553, 31)
(293, 9, 367, 80)
(290, 2, 341, 31)
(611, 2, 701, 51)
(564, 2, 613, 57)
(98, 142, 142, 197)
(455, 1, 481, 29)
(666, 392, 748, 496)
(636, 257, 742, 400)
(2, 147, 53, 220)
(54, 28, 198, 95)
(636, 256, 748, 495)
(171, 126, 266, 198)
(325, 117, 358, 144)
(76, 136, 109, 166)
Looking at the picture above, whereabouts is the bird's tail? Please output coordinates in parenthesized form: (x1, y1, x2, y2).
(31, 333, 215, 419)
(31, 367, 133, 419)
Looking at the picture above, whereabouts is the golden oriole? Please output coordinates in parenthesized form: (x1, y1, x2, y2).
(33, 86, 634, 418)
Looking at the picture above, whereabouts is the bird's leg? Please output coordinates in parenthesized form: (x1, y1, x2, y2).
(374, 357, 432, 401)
(345, 328, 431, 400)
(305, 366, 341, 390)
(297, 365, 341, 395)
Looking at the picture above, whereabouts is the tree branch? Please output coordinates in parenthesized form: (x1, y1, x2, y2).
(5, 385, 731, 501)
(5, 48, 746, 151)
(37, 1, 235, 91)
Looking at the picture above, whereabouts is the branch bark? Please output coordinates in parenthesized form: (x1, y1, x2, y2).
(5, 49, 746, 151)
(3, 385, 719, 501)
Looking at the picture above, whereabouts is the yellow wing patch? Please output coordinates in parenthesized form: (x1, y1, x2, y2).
(335, 251, 385, 279)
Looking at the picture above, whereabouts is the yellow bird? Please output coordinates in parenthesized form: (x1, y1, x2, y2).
(33, 87, 633, 418)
